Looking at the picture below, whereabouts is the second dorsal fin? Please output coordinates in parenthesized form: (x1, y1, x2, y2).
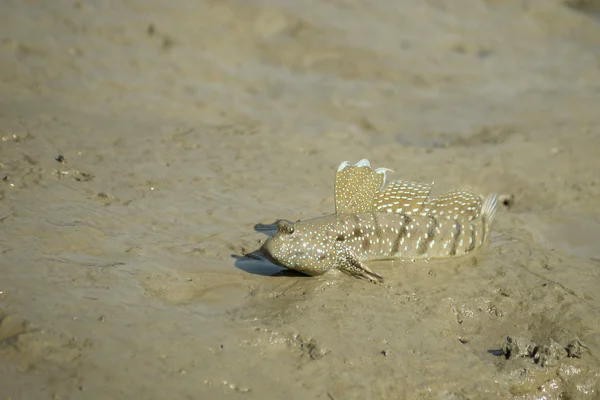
(373, 180, 433, 215)
(419, 189, 484, 220)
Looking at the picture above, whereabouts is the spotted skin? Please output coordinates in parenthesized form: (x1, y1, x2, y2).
(260, 160, 499, 284)
(373, 180, 432, 215)
(334, 159, 388, 214)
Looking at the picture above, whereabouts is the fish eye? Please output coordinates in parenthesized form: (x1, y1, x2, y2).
(277, 220, 295, 235)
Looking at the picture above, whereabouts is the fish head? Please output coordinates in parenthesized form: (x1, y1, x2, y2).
(260, 218, 336, 276)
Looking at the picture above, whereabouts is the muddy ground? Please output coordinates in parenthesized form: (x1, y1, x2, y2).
(1, 0, 600, 399)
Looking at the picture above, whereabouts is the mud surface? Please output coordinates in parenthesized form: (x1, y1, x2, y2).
(1, 0, 600, 399)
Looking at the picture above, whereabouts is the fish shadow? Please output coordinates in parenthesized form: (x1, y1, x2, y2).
(232, 251, 307, 278)
(231, 220, 309, 278)
(253, 221, 279, 237)
(487, 349, 505, 357)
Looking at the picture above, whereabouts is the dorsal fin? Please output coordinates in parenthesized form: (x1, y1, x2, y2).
(334, 160, 487, 222)
(373, 180, 433, 215)
(334, 159, 388, 214)
(419, 189, 484, 220)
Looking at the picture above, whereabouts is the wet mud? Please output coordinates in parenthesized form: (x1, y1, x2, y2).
(1, 0, 600, 399)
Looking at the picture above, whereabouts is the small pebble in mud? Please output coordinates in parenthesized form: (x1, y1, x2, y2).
(295, 334, 327, 360)
(566, 340, 588, 358)
(502, 336, 537, 359)
(535, 339, 567, 367)
(55, 155, 65, 163)
(502, 336, 585, 367)
(98, 315, 105, 322)
(381, 350, 389, 356)
(499, 193, 515, 209)
(161, 36, 175, 50)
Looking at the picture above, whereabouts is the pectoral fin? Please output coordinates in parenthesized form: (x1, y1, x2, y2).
(334, 243, 384, 284)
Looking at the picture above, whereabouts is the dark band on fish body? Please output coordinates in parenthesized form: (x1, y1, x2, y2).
(352, 214, 361, 225)
(371, 212, 383, 238)
(449, 220, 462, 256)
(417, 216, 438, 255)
(362, 237, 372, 251)
(392, 215, 411, 254)
(468, 223, 477, 252)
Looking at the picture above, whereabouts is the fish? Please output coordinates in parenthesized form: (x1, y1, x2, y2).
(260, 159, 499, 284)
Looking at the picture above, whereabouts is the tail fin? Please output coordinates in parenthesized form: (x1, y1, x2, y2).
(481, 193, 499, 227)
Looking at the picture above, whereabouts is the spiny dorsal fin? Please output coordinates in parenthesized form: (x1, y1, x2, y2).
(334, 159, 388, 214)
(373, 180, 433, 215)
(420, 189, 484, 220)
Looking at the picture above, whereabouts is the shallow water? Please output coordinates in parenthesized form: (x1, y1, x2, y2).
(1, 0, 600, 398)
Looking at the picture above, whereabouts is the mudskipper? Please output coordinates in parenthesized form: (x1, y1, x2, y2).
(260, 159, 498, 284)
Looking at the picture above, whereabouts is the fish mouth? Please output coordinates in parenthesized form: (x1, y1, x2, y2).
(259, 240, 284, 268)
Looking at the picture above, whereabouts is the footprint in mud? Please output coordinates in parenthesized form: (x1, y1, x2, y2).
(136, 272, 250, 311)
(0, 313, 29, 344)
(0, 313, 82, 370)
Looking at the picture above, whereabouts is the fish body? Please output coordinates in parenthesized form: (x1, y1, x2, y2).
(260, 159, 499, 283)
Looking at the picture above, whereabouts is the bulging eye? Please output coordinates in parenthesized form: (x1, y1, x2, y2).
(276, 220, 295, 235)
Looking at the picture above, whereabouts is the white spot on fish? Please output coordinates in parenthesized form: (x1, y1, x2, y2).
(261, 159, 499, 282)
